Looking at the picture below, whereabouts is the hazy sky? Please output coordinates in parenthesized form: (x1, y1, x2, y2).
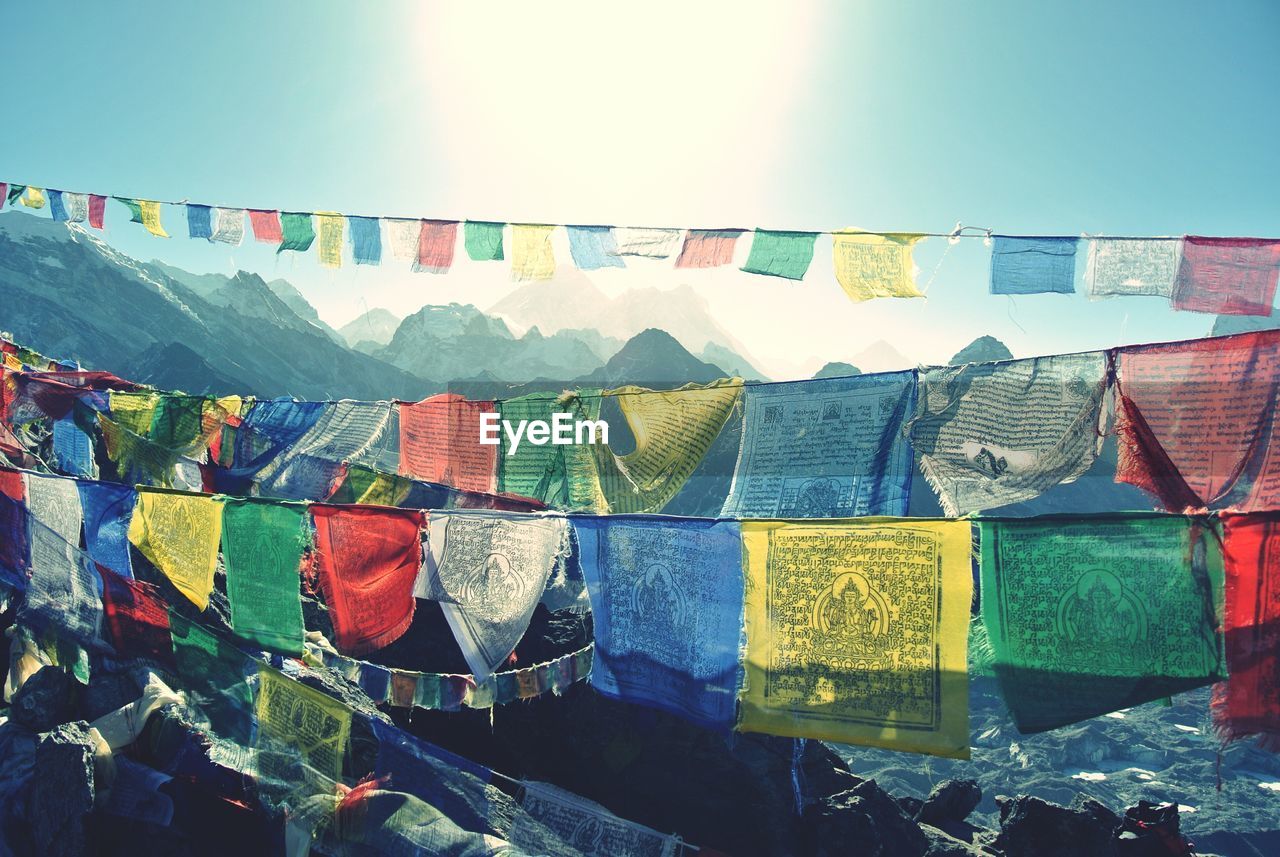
(3, 1, 1278, 378)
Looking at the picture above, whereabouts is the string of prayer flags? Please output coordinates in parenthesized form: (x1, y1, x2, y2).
(311, 504, 423, 655)
(220, 499, 307, 655)
(417, 511, 566, 682)
(566, 226, 626, 270)
(980, 515, 1225, 733)
(128, 488, 225, 610)
(399, 394, 497, 494)
(348, 216, 382, 265)
(989, 236, 1078, 295)
(87, 194, 106, 229)
(1085, 238, 1180, 298)
(910, 352, 1108, 515)
(20, 187, 46, 209)
(278, 212, 315, 253)
(1113, 329, 1280, 511)
(315, 212, 344, 268)
(722, 372, 916, 518)
(739, 519, 973, 758)
(741, 230, 818, 280)
(832, 232, 926, 302)
(415, 220, 458, 274)
(594, 379, 743, 514)
(384, 218, 421, 261)
(187, 204, 214, 240)
(463, 220, 505, 262)
(675, 229, 743, 268)
(1172, 237, 1280, 316)
(1213, 513, 1280, 746)
(575, 516, 745, 730)
(249, 209, 283, 244)
(77, 480, 136, 579)
(611, 227, 682, 259)
(210, 207, 243, 244)
(511, 224, 556, 280)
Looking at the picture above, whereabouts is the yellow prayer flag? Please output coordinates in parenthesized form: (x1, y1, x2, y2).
(511, 224, 556, 280)
(315, 211, 344, 268)
(109, 390, 160, 437)
(21, 187, 46, 209)
(593, 379, 742, 513)
(3, 353, 22, 371)
(137, 200, 169, 237)
(256, 668, 351, 785)
(127, 489, 224, 610)
(832, 231, 925, 302)
(739, 518, 972, 759)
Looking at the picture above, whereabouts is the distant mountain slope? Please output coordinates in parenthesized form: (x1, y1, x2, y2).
(263, 278, 345, 343)
(0, 212, 429, 400)
(700, 342, 769, 382)
(576, 328, 729, 388)
(130, 341, 247, 395)
(950, 335, 1013, 365)
(338, 307, 402, 349)
(812, 361, 861, 379)
(848, 340, 915, 374)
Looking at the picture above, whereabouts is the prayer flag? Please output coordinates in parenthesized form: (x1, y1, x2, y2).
(21, 187, 46, 209)
(62, 192, 89, 223)
(723, 372, 916, 518)
(255, 400, 393, 501)
(511, 224, 556, 280)
(249, 209, 283, 244)
(169, 613, 254, 744)
(187, 204, 213, 240)
(256, 667, 352, 786)
(989, 236, 1078, 295)
(0, 470, 27, 584)
(348, 216, 381, 265)
(278, 212, 315, 252)
(5, 185, 25, 207)
(23, 472, 83, 582)
(22, 505, 103, 648)
(464, 220, 505, 262)
(117, 199, 168, 237)
(611, 227, 682, 258)
(497, 391, 605, 510)
(315, 211, 343, 268)
(1172, 236, 1280, 316)
(1214, 513, 1280, 746)
(77, 480, 136, 579)
(741, 230, 818, 280)
(415, 220, 458, 274)
(575, 516, 745, 730)
(108, 390, 160, 437)
(48, 189, 68, 222)
(52, 414, 95, 478)
(221, 499, 307, 655)
(399, 394, 497, 494)
(833, 232, 926, 301)
(100, 566, 171, 664)
(210, 207, 244, 244)
(739, 519, 972, 758)
(88, 194, 106, 229)
(1113, 329, 1280, 511)
(675, 229, 743, 268)
(1085, 238, 1180, 298)
(128, 489, 224, 610)
(384, 218, 421, 261)
(0, 182, 6, 209)
(910, 352, 1108, 515)
(566, 226, 625, 270)
(980, 515, 1225, 733)
(311, 504, 423, 655)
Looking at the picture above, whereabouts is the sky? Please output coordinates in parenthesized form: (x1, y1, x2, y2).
(2, 1, 1278, 379)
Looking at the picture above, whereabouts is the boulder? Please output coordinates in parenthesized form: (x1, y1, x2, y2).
(30, 721, 97, 857)
(10, 665, 75, 732)
(921, 823, 993, 856)
(918, 779, 981, 826)
(995, 795, 1117, 857)
(800, 779, 929, 857)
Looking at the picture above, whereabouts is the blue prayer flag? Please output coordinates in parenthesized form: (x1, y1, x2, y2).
(48, 190, 68, 222)
(566, 226, 626, 270)
(722, 372, 917, 518)
(350, 216, 382, 265)
(574, 516, 745, 730)
(53, 415, 95, 478)
(370, 718, 493, 832)
(186, 204, 213, 240)
(990, 236, 1078, 295)
(77, 480, 136, 579)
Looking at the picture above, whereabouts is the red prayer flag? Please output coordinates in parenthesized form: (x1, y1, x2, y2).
(1214, 513, 1280, 748)
(311, 504, 423, 655)
(0, 183, 6, 211)
(249, 209, 284, 244)
(1114, 329, 1280, 511)
(0, 468, 27, 576)
(1172, 237, 1280, 316)
(675, 229, 744, 268)
(100, 564, 175, 666)
(88, 194, 107, 229)
(415, 220, 458, 274)
(398, 394, 497, 493)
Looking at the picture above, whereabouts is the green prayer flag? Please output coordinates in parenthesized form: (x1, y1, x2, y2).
(221, 499, 307, 655)
(115, 196, 145, 223)
(149, 394, 206, 453)
(6, 185, 26, 206)
(741, 230, 818, 280)
(979, 515, 1225, 734)
(463, 221, 505, 261)
(496, 391, 603, 509)
(278, 212, 316, 253)
(169, 612, 256, 744)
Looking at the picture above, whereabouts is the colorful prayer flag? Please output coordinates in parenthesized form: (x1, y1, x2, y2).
(210, 207, 244, 245)
(980, 515, 1225, 733)
(566, 226, 625, 270)
(256, 667, 352, 786)
(511, 224, 556, 281)
(314, 211, 343, 268)
(77, 480, 136, 579)
(384, 218, 421, 261)
(128, 489, 224, 610)
(20, 187, 46, 209)
(741, 230, 818, 280)
(348, 216, 382, 265)
(62, 192, 89, 223)
(1171, 236, 1280, 316)
(311, 504, 423, 655)
(0, 471, 27, 586)
(415, 220, 458, 274)
(739, 519, 972, 758)
(1085, 238, 1180, 298)
(100, 566, 171, 664)
(221, 499, 307, 655)
(989, 236, 1078, 295)
(118, 199, 168, 237)
(497, 391, 605, 511)
(278, 212, 315, 253)
(399, 394, 498, 494)
(88, 194, 106, 229)
(833, 232, 926, 301)
(48, 190, 69, 222)
(675, 229, 743, 268)
(611, 227, 682, 258)
(248, 209, 283, 244)
(187, 204, 213, 240)
(575, 516, 745, 730)
(463, 221, 505, 262)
